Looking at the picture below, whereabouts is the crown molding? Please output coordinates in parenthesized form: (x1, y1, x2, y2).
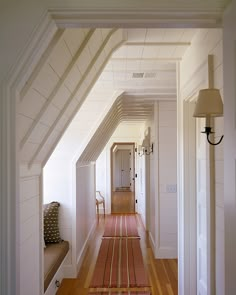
(49, 8, 223, 29)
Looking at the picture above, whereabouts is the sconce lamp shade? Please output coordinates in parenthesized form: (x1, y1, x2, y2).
(193, 89, 223, 118)
(142, 138, 150, 148)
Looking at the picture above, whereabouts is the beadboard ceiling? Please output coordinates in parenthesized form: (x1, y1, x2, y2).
(17, 27, 200, 164)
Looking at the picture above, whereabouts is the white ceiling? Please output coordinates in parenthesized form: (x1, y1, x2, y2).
(18, 27, 199, 164)
(52, 28, 197, 158)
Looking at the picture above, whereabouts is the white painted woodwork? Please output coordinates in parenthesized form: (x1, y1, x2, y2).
(43, 158, 75, 276)
(20, 164, 42, 295)
(156, 102, 177, 258)
(179, 27, 224, 295)
(196, 118, 208, 295)
(0, 2, 232, 295)
(75, 162, 96, 272)
(223, 2, 236, 294)
(178, 98, 197, 295)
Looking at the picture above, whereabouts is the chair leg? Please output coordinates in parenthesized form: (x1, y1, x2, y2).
(103, 202, 105, 217)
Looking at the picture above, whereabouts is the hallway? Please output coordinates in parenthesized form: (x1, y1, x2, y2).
(57, 214, 178, 295)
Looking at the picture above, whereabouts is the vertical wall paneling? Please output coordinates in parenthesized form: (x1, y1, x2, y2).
(20, 164, 42, 295)
(156, 101, 177, 259)
(180, 28, 224, 295)
(76, 162, 96, 272)
(223, 2, 236, 293)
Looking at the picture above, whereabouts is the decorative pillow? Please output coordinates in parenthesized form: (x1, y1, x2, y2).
(44, 202, 62, 243)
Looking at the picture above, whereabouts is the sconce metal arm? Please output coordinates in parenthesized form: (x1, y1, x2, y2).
(201, 127, 224, 146)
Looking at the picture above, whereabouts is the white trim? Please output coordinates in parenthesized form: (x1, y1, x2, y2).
(0, 83, 18, 295)
(149, 231, 156, 256)
(76, 219, 97, 274)
(49, 9, 223, 29)
(156, 247, 178, 259)
(177, 62, 198, 295)
(44, 252, 69, 295)
(0, 13, 60, 295)
(153, 102, 160, 258)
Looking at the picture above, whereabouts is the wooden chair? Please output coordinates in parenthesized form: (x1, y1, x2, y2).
(96, 191, 105, 217)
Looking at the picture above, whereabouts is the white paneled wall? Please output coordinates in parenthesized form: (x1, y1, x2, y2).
(156, 101, 177, 258)
(180, 28, 224, 294)
(17, 28, 125, 166)
(76, 162, 96, 271)
(20, 164, 42, 295)
(15, 27, 125, 295)
(43, 157, 74, 276)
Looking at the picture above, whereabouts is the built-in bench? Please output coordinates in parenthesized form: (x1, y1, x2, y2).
(43, 201, 69, 294)
(44, 241, 69, 292)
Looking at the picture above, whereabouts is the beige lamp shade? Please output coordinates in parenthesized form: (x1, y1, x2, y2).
(193, 88, 223, 118)
(142, 138, 150, 148)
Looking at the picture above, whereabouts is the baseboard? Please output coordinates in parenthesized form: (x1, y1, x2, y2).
(63, 264, 76, 278)
(156, 246, 178, 258)
(149, 231, 155, 255)
(76, 219, 97, 274)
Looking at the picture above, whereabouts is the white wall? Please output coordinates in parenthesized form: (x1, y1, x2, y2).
(76, 162, 96, 272)
(43, 156, 75, 276)
(180, 28, 224, 294)
(20, 164, 42, 295)
(43, 157, 97, 277)
(152, 101, 177, 258)
(223, 2, 236, 293)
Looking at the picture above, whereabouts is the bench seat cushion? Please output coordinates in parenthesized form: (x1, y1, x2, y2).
(44, 241, 69, 292)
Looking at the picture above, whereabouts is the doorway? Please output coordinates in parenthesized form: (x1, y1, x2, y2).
(110, 142, 136, 213)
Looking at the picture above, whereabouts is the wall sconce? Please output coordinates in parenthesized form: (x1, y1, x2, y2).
(193, 88, 224, 145)
(136, 138, 153, 156)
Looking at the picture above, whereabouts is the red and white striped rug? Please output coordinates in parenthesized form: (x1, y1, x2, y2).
(103, 215, 139, 238)
(90, 238, 149, 289)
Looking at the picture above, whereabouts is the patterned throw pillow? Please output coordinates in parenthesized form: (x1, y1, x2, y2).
(44, 202, 62, 243)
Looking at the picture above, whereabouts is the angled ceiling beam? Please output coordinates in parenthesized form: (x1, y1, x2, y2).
(125, 42, 191, 46)
(41, 31, 126, 167)
(29, 28, 119, 167)
(20, 28, 65, 100)
(20, 28, 96, 149)
(111, 57, 181, 61)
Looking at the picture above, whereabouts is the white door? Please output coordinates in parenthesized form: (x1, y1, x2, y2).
(196, 118, 209, 295)
(223, 2, 236, 293)
(115, 150, 131, 188)
(121, 150, 131, 188)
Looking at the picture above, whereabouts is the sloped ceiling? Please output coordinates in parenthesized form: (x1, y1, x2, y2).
(17, 28, 125, 166)
(17, 27, 198, 166)
(79, 93, 154, 162)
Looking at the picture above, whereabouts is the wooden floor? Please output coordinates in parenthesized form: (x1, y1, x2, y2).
(57, 214, 178, 295)
(111, 191, 135, 213)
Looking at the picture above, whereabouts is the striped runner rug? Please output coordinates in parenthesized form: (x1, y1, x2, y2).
(103, 215, 139, 238)
(89, 238, 149, 289)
